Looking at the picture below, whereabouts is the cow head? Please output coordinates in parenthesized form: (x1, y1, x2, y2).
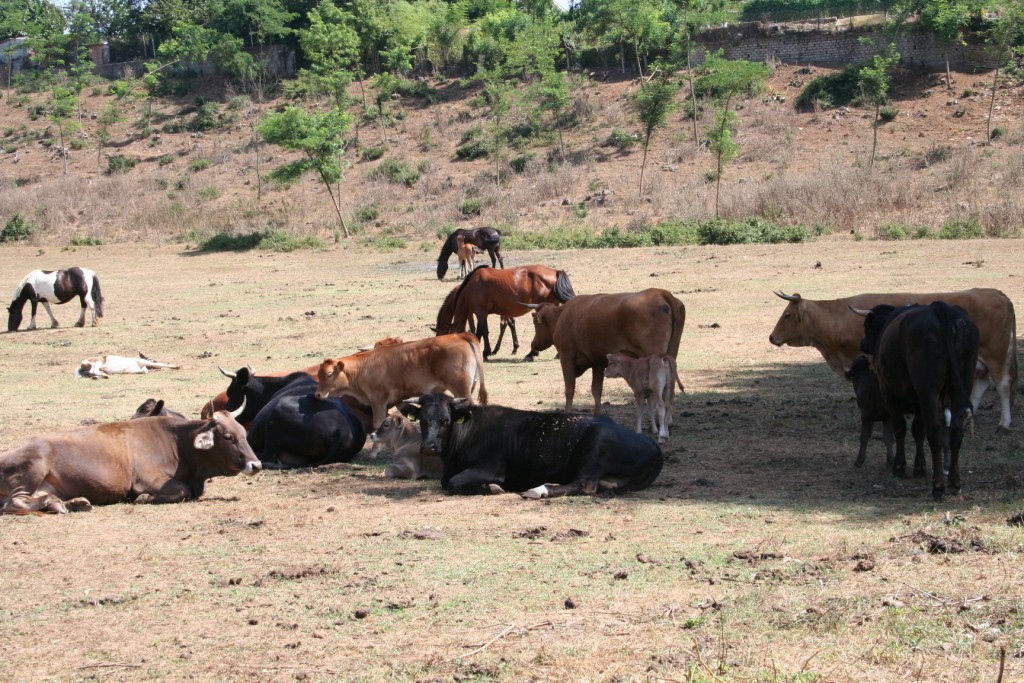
(523, 303, 563, 361)
(368, 413, 416, 458)
(768, 291, 808, 347)
(604, 353, 635, 380)
(400, 393, 470, 457)
(218, 365, 263, 422)
(194, 400, 262, 475)
(315, 359, 349, 399)
(850, 304, 897, 356)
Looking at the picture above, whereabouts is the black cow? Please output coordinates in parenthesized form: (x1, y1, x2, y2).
(845, 355, 924, 469)
(132, 398, 187, 420)
(400, 393, 663, 498)
(856, 301, 979, 499)
(217, 367, 312, 425)
(246, 375, 367, 469)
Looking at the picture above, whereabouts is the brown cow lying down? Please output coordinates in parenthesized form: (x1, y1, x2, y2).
(0, 402, 260, 514)
(367, 413, 442, 479)
(315, 333, 487, 430)
(605, 353, 685, 443)
(77, 352, 179, 379)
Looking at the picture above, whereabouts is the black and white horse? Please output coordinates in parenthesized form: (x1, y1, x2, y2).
(8, 267, 104, 332)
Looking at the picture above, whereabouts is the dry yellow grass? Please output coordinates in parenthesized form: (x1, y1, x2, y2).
(0, 238, 1022, 682)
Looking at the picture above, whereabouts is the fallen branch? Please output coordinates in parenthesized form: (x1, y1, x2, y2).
(76, 663, 141, 670)
(458, 624, 515, 659)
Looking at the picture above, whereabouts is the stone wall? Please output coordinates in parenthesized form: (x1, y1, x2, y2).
(695, 23, 997, 71)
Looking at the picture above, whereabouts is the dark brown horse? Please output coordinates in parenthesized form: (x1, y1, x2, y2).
(435, 265, 576, 358)
(437, 227, 504, 280)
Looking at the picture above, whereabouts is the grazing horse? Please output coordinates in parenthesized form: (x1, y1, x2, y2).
(437, 227, 504, 280)
(8, 267, 104, 332)
(435, 265, 576, 358)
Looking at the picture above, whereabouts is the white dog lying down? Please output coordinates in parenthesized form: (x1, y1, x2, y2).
(76, 353, 180, 379)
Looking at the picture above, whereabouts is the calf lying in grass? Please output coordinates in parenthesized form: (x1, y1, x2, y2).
(367, 413, 441, 479)
(605, 352, 684, 443)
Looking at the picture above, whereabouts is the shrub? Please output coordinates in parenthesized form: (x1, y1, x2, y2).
(226, 95, 251, 111)
(69, 137, 89, 150)
(355, 205, 380, 223)
(186, 102, 221, 132)
(459, 127, 483, 145)
(435, 223, 457, 240)
(364, 235, 407, 251)
(107, 155, 139, 174)
(795, 64, 862, 111)
(876, 223, 909, 240)
(158, 154, 174, 166)
(361, 145, 387, 161)
(939, 219, 984, 239)
(879, 106, 899, 121)
(604, 128, 638, 150)
(197, 230, 325, 252)
(162, 120, 185, 134)
(510, 153, 534, 173)
(0, 214, 35, 242)
(455, 140, 488, 160)
(372, 158, 420, 186)
(697, 217, 810, 245)
(257, 232, 326, 252)
(197, 186, 221, 201)
(69, 236, 104, 246)
(922, 145, 953, 167)
(459, 198, 483, 216)
(990, 127, 1005, 141)
(189, 158, 212, 172)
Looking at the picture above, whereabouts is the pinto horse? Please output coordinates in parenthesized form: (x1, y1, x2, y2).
(8, 267, 104, 332)
(435, 265, 575, 358)
(436, 227, 504, 280)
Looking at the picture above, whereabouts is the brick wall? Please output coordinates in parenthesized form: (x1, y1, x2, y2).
(695, 24, 997, 71)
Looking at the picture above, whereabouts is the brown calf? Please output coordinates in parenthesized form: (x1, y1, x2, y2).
(605, 353, 685, 443)
(367, 413, 442, 479)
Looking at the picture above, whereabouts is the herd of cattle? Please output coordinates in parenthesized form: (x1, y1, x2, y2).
(0, 239, 1017, 512)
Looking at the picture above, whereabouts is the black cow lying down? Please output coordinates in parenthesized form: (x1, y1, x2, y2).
(246, 375, 367, 469)
(400, 393, 663, 498)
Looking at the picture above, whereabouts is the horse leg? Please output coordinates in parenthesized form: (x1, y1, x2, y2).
(493, 318, 506, 356)
(75, 301, 87, 327)
(487, 247, 497, 268)
(509, 318, 519, 354)
(477, 315, 492, 358)
(495, 246, 504, 269)
(28, 301, 40, 330)
(41, 301, 61, 328)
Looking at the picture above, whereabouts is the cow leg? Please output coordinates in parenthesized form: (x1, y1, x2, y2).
(41, 301, 61, 328)
(911, 413, 927, 476)
(855, 419, 874, 468)
(370, 404, 389, 432)
(560, 356, 577, 412)
(590, 367, 605, 415)
(446, 467, 501, 494)
(882, 421, 895, 468)
(521, 481, 588, 499)
(947, 425, 964, 495)
(134, 479, 192, 504)
(3, 489, 69, 514)
(890, 414, 908, 478)
(385, 457, 417, 479)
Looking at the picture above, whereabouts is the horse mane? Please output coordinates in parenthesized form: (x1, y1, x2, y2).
(435, 286, 461, 334)
(436, 231, 465, 279)
(437, 265, 490, 334)
(553, 270, 576, 303)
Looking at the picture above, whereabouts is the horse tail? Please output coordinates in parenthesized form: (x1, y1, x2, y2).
(436, 233, 458, 280)
(91, 273, 104, 319)
(435, 286, 461, 335)
(553, 270, 576, 303)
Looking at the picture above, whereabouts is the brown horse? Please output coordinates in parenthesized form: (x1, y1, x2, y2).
(435, 265, 576, 358)
(437, 227, 504, 280)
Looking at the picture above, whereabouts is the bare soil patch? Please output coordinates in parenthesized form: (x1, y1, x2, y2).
(0, 239, 1022, 682)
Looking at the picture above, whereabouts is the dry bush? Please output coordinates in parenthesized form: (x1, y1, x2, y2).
(530, 161, 582, 202)
(945, 145, 978, 192)
(1001, 148, 1024, 187)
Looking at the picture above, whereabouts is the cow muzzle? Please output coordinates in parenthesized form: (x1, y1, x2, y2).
(243, 460, 262, 475)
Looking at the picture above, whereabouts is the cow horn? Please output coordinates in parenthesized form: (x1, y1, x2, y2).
(228, 397, 247, 420)
(848, 305, 872, 317)
(356, 343, 373, 351)
(774, 291, 801, 302)
(218, 365, 237, 379)
(246, 365, 254, 373)
(452, 398, 470, 405)
(402, 397, 424, 405)
(517, 302, 541, 309)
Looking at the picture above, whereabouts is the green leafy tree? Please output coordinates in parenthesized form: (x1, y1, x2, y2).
(0, 2, 30, 102)
(533, 67, 570, 160)
(48, 84, 80, 174)
(920, 0, 982, 89)
(426, 0, 466, 75)
(258, 106, 354, 237)
(629, 76, 679, 197)
(983, 1, 1024, 144)
(858, 43, 900, 168)
(696, 53, 771, 215)
(94, 98, 126, 175)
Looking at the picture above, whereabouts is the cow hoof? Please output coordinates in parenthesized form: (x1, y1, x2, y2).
(931, 487, 945, 501)
(996, 425, 1012, 435)
(65, 498, 93, 512)
(487, 484, 506, 494)
(521, 485, 549, 500)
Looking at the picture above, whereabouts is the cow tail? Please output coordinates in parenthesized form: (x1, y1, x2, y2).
(670, 356, 685, 394)
(934, 303, 976, 431)
(554, 270, 576, 303)
(1009, 300, 1018, 411)
(471, 336, 488, 404)
(91, 274, 104, 318)
(666, 296, 686, 359)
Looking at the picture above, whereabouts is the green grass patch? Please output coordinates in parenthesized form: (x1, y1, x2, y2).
(69, 235, 104, 246)
(189, 158, 212, 172)
(196, 230, 326, 252)
(459, 198, 484, 216)
(603, 128, 638, 150)
(361, 145, 387, 161)
(107, 155, 139, 175)
(197, 186, 221, 201)
(455, 140, 488, 160)
(363, 235, 408, 251)
(371, 158, 420, 187)
(939, 218, 984, 239)
(355, 205, 380, 223)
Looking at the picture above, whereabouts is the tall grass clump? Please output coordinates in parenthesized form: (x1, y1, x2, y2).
(938, 219, 984, 239)
(371, 159, 421, 186)
(196, 230, 326, 252)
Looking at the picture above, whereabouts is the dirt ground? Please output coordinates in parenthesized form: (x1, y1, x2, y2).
(0, 238, 1022, 682)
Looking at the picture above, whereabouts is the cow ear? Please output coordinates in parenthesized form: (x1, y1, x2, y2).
(194, 425, 216, 450)
(452, 402, 472, 424)
(399, 403, 420, 421)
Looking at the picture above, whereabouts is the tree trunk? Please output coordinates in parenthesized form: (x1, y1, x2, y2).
(714, 94, 733, 218)
(870, 101, 879, 168)
(96, 138, 102, 176)
(320, 171, 350, 238)
(945, 50, 952, 91)
(986, 65, 1000, 146)
(58, 123, 67, 175)
(634, 39, 644, 80)
(639, 138, 649, 197)
(619, 41, 625, 74)
(688, 50, 699, 145)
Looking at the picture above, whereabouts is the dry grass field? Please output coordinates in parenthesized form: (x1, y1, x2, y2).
(0, 237, 1022, 682)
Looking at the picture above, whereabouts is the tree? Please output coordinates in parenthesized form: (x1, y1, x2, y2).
(0, 2, 30, 102)
(983, 1, 1024, 145)
(425, 0, 466, 75)
(48, 84, 80, 175)
(533, 67, 570, 160)
(258, 107, 354, 238)
(629, 76, 679, 197)
(918, 0, 982, 90)
(858, 43, 900, 169)
(94, 99, 126, 175)
(696, 53, 771, 216)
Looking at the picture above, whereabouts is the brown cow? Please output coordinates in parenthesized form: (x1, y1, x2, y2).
(0, 403, 260, 514)
(524, 288, 686, 413)
(605, 352, 685, 443)
(367, 412, 442, 479)
(315, 333, 487, 430)
(768, 289, 1017, 430)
